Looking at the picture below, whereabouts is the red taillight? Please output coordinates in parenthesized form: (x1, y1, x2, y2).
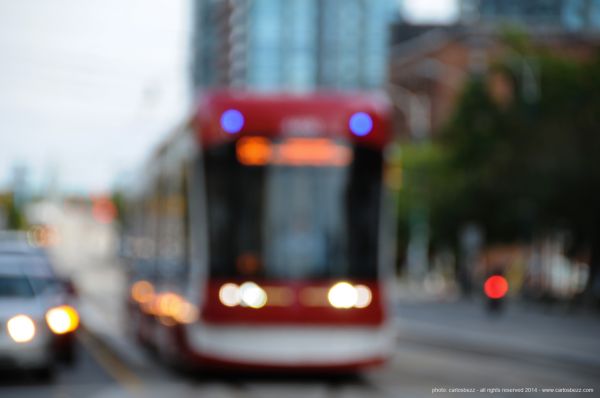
(484, 275, 508, 299)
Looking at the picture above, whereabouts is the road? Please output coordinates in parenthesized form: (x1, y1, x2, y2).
(0, 339, 118, 398)
(1, 316, 598, 398)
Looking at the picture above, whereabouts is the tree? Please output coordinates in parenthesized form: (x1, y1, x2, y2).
(436, 43, 600, 304)
(4, 193, 27, 230)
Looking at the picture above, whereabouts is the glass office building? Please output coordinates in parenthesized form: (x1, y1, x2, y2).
(461, 0, 600, 31)
(192, 0, 398, 91)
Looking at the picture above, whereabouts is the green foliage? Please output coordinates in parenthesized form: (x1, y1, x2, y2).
(111, 190, 126, 226)
(499, 25, 533, 54)
(395, 37, 600, 260)
(394, 141, 462, 247)
(4, 194, 27, 230)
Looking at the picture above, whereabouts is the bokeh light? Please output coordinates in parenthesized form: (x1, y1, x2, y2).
(45, 305, 80, 335)
(220, 109, 245, 134)
(349, 112, 373, 136)
(484, 275, 509, 299)
(7, 315, 36, 343)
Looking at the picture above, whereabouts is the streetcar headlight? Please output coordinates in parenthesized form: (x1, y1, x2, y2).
(327, 283, 372, 309)
(7, 314, 36, 343)
(45, 305, 79, 335)
(328, 282, 358, 309)
(239, 282, 267, 309)
(219, 283, 241, 307)
(354, 285, 373, 308)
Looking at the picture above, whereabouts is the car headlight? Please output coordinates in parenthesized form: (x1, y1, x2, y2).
(328, 282, 358, 309)
(46, 305, 79, 335)
(7, 314, 36, 343)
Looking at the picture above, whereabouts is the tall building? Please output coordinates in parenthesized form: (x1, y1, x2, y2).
(192, 0, 399, 91)
(460, 0, 600, 31)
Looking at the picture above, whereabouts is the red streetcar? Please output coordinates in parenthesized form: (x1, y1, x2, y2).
(122, 91, 397, 371)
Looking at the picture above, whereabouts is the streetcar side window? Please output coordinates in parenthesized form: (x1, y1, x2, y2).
(156, 157, 192, 287)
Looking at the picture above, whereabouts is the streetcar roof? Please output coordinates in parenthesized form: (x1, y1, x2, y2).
(123, 91, 393, 199)
(193, 90, 393, 149)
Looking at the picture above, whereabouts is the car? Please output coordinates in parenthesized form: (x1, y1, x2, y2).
(0, 231, 78, 301)
(0, 252, 79, 378)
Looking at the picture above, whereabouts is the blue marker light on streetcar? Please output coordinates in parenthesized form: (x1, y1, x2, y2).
(220, 109, 244, 134)
(349, 112, 373, 136)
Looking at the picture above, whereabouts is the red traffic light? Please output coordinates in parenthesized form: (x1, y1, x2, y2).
(484, 275, 508, 299)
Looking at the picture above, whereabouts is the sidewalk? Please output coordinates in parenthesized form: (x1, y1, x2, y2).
(394, 296, 600, 369)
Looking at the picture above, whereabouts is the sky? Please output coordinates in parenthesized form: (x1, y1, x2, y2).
(402, 0, 460, 24)
(0, 0, 457, 194)
(0, 0, 191, 194)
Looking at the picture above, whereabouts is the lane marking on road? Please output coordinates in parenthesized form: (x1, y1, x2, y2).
(77, 328, 143, 394)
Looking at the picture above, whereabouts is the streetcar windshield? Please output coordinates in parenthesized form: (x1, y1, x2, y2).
(204, 140, 382, 280)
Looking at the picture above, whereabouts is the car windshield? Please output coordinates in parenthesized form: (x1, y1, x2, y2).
(0, 254, 58, 296)
(28, 277, 63, 295)
(0, 276, 35, 298)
